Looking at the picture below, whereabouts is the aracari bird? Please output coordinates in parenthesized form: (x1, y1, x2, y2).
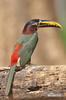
(5, 19, 62, 95)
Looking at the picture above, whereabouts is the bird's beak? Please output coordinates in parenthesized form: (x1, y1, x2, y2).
(38, 20, 62, 29)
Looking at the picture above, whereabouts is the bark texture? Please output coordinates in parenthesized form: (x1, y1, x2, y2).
(0, 65, 66, 100)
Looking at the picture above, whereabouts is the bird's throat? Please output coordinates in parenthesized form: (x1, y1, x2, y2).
(23, 25, 37, 34)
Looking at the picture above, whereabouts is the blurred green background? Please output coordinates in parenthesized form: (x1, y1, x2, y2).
(0, 0, 66, 66)
(54, 0, 66, 47)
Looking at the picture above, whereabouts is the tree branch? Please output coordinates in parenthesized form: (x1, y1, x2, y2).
(0, 65, 66, 100)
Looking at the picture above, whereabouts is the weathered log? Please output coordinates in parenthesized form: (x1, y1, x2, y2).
(0, 65, 66, 100)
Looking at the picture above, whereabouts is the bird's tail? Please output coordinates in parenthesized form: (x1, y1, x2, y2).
(5, 64, 16, 95)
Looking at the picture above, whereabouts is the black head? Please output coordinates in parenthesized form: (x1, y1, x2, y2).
(25, 19, 39, 28)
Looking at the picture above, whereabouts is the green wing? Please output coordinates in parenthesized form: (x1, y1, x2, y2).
(19, 33, 38, 67)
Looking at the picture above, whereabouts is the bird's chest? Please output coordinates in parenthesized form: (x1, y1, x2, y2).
(22, 33, 38, 48)
(19, 33, 38, 67)
(14, 33, 38, 45)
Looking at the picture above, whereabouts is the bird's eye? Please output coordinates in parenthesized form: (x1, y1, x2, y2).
(32, 22, 37, 26)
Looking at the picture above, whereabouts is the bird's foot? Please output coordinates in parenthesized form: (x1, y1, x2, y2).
(15, 66, 22, 71)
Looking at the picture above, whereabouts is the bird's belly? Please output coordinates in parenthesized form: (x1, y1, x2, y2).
(19, 33, 38, 67)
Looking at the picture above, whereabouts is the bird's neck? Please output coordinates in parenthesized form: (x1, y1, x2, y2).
(22, 28, 34, 34)
(22, 32, 38, 42)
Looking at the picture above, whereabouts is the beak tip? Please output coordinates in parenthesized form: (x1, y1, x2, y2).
(58, 24, 63, 30)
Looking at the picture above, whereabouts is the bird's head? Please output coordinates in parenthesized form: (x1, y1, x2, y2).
(23, 19, 62, 34)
